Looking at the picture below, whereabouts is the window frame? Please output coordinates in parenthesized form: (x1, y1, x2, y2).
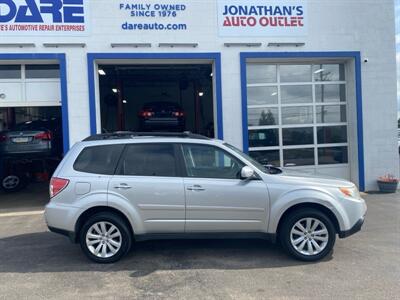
(115, 142, 183, 178)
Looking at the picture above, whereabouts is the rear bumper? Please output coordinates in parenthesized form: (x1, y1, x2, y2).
(48, 226, 77, 243)
(339, 217, 365, 238)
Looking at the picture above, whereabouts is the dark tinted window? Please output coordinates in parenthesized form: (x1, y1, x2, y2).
(182, 144, 244, 179)
(283, 127, 314, 146)
(26, 64, 60, 78)
(118, 144, 177, 177)
(0, 65, 21, 79)
(318, 147, 348, 165)
(74, 145, 124, 175)
(317, 126, 347, 144)
(249, 129, 279, 147)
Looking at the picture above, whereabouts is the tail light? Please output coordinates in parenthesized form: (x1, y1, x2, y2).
(0, 134, 8, 142)
(50, 177, 69, 198)
(35, 131, 52, 141)
(139, 110, 154, 118)
(172, 111, 184, 117)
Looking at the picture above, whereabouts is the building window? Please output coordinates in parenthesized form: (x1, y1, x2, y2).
(246, 63, 348, 168)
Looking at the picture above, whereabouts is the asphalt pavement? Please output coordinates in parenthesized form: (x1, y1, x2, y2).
(0, 188, 399, 299)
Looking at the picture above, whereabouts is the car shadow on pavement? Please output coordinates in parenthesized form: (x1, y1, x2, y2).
(0, 231, 330, 276)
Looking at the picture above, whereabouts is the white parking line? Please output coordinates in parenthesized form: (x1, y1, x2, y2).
(0, 210, 44, 218)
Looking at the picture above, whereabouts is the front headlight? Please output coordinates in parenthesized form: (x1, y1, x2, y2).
(339, 186, 361, 199)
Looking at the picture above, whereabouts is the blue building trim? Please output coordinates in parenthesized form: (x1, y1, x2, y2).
(87, 52, 224, 139)
(240, 51, 365, 191)
(0, 53, 70, 153)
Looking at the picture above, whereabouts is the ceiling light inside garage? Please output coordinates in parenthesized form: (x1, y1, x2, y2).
(198, 92, 204, 97)
(122, 100, 127, 104)
(313, 68, 324, 74)
(112, 88, 118, 93)
(98, 69, 106, 75)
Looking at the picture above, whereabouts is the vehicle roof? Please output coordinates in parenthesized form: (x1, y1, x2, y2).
(80, 132, 223, 146)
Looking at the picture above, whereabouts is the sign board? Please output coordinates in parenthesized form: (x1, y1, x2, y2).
(118, 2, 190, 33)
(217, 0, 307, 36)
(0, 0, 89, 35)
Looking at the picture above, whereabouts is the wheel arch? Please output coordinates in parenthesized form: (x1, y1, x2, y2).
(74, 206, 134, 243)
(276, 202, 341, 237)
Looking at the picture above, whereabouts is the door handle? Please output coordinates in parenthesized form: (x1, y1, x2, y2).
(187, 185, 205, 191)
(114, 183, 132, 190)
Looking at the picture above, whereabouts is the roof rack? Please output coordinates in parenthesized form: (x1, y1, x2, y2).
(83, 131, 210, 142)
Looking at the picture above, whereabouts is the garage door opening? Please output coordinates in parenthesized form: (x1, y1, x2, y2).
(98, 64, 215, 138)
(0, 61, 65, 198)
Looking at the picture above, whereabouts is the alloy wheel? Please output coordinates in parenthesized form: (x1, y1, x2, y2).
(86, 221, 122, 258)
(290, 217, 329, 256)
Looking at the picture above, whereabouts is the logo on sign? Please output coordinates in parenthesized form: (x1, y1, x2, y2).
(0, 0, 84, 23)
(218, 0, 307, 37)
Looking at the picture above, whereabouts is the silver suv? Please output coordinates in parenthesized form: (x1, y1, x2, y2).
(45, 132, 367, 263)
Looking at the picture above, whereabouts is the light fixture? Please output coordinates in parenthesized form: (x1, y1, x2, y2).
(98, 69, 106, 76)
(112, 88, 118, 93)
(271, 92, 278, 96)
(313, 68, 325, 74)
(198, 92, 204, 97)
(210, 73, 213, 77)
(122, 100, 127, 104)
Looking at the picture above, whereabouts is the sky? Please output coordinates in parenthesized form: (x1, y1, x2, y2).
(396, 0, 400, 118)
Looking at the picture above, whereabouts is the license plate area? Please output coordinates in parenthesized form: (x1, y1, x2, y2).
(11, 137, 32, 143)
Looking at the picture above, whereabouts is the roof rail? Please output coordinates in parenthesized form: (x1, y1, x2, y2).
(82, 131, 210, 141)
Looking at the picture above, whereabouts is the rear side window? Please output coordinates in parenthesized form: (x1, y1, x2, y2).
(73, 145, 124, 175)
(117, 144, 177, 177)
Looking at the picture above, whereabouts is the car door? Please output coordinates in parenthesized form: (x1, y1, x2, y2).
(109, 143, 185, 234)
(180, 143, 269, 233)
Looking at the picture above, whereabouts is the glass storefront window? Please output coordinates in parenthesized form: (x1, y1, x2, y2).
(313, 64, 345, 82)
(318, 147, 348, 165)
(0, 65, 21, 79)
(282, 106, 313, 125)
(249, 129, 279, 148)
(246, 64, 277, 84)
(315, 84, 346, 103)
(283, 148, 315, 166)
(281, 85, 312, 104)
(246, 62, 349, 167)
(280, 65, 311, 83)
(248, 108, 279, 126)
(247, 86, 278, 106)
(26, 64, 60, 79)
(316, 105, 347, 123)
(282, 127, 314, 146)
(249, 150, 280, 167)
(317, 126, 348, 144)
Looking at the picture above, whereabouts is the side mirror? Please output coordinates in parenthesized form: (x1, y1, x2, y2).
(241, 166, 255, 180)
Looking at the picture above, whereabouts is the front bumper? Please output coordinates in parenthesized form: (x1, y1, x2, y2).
(339, 217, 365, 238)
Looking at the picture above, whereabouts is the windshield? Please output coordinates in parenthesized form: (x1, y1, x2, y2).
(223, 143, 281, 175)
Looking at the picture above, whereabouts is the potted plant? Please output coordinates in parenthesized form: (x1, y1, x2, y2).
(377, 174, 399, 193)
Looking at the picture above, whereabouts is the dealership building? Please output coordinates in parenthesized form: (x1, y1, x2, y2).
(0, 0, 398, 191)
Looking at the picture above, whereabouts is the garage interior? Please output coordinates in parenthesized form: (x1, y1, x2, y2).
(0, 63, 63, 197)
(98, 63, 215, 138)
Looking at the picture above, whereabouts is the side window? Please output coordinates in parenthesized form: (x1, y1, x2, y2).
(118, 144, 177, 177)
(73, 145, 124, 175)
(182, 144, 245, 179)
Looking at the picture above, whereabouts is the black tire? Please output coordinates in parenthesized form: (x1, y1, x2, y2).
(0, 173, 29, 193)
(279, 208, 336, 262)
(79, 212, 132, 263)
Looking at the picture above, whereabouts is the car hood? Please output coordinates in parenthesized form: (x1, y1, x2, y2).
(275, 169, 355, 188)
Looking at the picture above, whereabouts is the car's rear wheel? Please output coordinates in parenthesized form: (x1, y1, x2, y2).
(279, 208, 336, 261)
(79, 212, 132, 263)
(0, 173, 28, 193)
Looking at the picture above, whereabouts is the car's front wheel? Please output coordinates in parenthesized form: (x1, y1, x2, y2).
(79, 212, 132, 263)
(279, 208, 336, 261)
